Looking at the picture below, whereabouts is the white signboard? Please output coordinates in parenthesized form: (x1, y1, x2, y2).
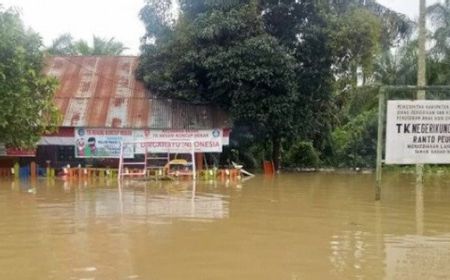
(133, 129, 223, 153)
(386, 100, 450, 164)
(75, 128, 134, 158)
(73, 128, 224, 158)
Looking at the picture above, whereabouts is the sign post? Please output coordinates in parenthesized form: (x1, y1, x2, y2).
(375, 88, 386, 201)
(416, 0, 427, 183)
(375, 85, 450, 200)
(385, 100, 450, 164)
(74, 128, 224, 158)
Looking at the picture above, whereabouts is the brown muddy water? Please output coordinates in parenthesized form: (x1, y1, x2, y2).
(1, 173, 450, 280)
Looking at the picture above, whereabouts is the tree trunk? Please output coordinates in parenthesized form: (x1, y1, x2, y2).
(272, 136, 281, 172)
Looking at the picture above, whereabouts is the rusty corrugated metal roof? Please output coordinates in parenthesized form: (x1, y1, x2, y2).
(45, 56, 229, 129)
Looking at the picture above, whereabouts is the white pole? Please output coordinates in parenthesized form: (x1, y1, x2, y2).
(416, 0, 427, 182)
(144, 143, 148, 177)
(191, 141, 196, 180)
(118, 141, 123, 182)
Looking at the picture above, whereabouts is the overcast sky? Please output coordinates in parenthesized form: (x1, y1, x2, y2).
(377, 0, 439, 20)
(2, 0, 146, 55)
(2, 0, 442, 55)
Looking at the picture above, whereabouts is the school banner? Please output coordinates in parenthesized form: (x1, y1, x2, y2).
(386, 100, 450, 164)
(133, 129, 223, 153)
(0, 144, 36, 157)
(74, 128, 224, 158)
(74, 128, 134, 158)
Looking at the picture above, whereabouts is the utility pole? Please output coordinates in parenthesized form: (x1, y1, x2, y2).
(417, 0, 426, 183)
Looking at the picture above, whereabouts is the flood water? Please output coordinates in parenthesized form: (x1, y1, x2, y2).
(1, 173, 450, 279)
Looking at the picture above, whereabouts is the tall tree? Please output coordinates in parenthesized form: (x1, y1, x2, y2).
(373, 40, 418, 85)
(260, 0, 335, 153)
(89, 36, 128, 55)
(0, 7, 59, 147)
(139, 0, 175, 44)
(428, 0, 450, 59)
(138, 0, 297, 170)
(47, 34, 127, 55)
(137, 0, 411, 169)
(260, 0, 385, 154)
(329, 0, 412, 48)
(47, 33, 77, 55)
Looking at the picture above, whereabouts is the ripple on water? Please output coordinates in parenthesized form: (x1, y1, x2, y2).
(384, 234, 450, 279)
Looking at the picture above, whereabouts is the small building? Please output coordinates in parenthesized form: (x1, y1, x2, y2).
(35, 56, 231, 171)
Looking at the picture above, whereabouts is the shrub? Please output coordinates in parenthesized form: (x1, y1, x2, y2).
(331, 109, 377, 168)
(285, 141, 321, 168)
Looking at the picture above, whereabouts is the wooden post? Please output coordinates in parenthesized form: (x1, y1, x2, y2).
(13, 162, 19, 179)
(46, 160, 51, 178)
(30, 161, 37, 179)
(375, 88, 386, 201)
(195, 153, 204, 171)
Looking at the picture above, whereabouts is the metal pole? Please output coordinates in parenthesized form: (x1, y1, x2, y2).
(416, 0, 427, 182)
(375, 88, 386, 201)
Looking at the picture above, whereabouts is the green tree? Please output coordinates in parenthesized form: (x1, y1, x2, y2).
(0, 7, 59, 148)
(139, 0, 175, 44)
(47, 33, 76, 55)
(138, 0, 411, 169)
(261, 0, 386, 158)
(425, 0, 450, 86)
(256, 3, 324, 163)
(373, 40, 418, 85)
(47, 34, 127, 55)
(330, 8, 382, 84)
(138, 0, 297, 170)
(329, 0, 412, 49)
(428, 0, 450, 58)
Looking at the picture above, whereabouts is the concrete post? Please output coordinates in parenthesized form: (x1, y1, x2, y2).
(375, 88, 386, 201)
(416, 0, 427, 182)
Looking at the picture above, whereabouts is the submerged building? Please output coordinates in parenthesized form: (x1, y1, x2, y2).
(27, 56, 230, 171)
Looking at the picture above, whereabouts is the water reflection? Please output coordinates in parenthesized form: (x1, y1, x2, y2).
(385, 234, 450, 279)
(0, 173, 450, 279)
(415, 180, 424, 235)
(116, 180, 229, 221)
(327, 173, 450, 280)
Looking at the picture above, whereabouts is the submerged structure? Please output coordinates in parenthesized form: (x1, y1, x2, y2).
(1, 56, 231, 176)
